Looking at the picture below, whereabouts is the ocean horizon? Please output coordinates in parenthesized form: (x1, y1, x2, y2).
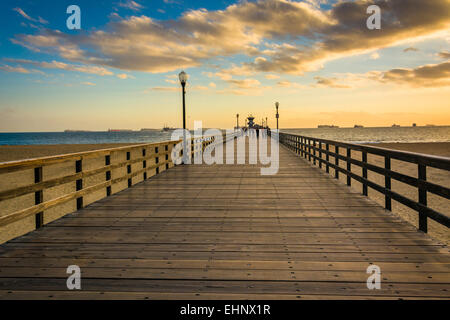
(0, 125, 449, 145)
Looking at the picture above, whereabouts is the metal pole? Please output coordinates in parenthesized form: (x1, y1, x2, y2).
(182, 83, 186, 130)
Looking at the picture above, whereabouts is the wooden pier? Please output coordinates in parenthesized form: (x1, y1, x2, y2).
(0, 135, 449, 299)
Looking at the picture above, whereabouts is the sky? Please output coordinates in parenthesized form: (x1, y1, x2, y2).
(0, 0, 449, 131)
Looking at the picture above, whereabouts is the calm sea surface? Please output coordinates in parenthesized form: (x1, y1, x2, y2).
(0, 126, 449, 145)
(282, 126, 450, 144)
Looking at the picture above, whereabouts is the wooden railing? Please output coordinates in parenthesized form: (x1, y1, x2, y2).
(279, 132, 450, 233)
(0, 137, 214, 243)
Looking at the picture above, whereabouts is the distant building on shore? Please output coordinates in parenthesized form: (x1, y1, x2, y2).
(392, 124, 400, 127)
(412, 123, 417, 127)
(318, 125, 339, 128)
(108, 129, 133, 132)
(64, 130, 93, 132)
(354, 125, 364, 128)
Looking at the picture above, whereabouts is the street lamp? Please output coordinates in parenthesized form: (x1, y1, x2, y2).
(275, 102, 279, 130)
(179, 71, 188, 130)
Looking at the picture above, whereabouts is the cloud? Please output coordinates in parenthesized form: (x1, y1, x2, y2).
(242, 0, 450, 74)
(438, 51, 450, 59)
(0, 64, 31, 74)
(403, 47, 419, 52)
(13, 7, 48, 24)
(81, 82, 96, 86)
(276, 80, 305, 89)
(227, 78, 261, 89)
(371, 61, 450, 87)
(118, 1, 144, 11)
(4, 59, 114, 76)
(313, 76, 352, 88)
(265, 74, 280, 80)
(209, 82, 216, 88)
(370, 52, 380, 60)
(11, 0, 450, 79)
(149, 86, 178, 92)
(117, 73, 132, 79)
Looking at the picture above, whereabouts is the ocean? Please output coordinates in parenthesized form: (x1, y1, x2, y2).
(282, 126, 450, 144)
(0, 126, 449, 145)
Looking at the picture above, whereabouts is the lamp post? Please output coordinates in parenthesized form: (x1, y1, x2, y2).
(236, 114, 239, 129)
(266, 117, 268, 129)
(275, 102, 279, 130)
(179, 71, 188, 130)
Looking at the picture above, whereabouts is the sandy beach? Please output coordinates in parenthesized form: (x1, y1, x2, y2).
(0, 141, 449, 244)
(0, 143, 138, 162)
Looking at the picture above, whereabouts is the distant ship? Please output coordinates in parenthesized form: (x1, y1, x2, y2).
(354, 125, 364, 128)
(162, 124, 174, 132)
(318, 125, 339, 128)
(140, 128, 158, 132)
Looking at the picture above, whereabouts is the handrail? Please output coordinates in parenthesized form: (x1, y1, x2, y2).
(278, 132, 450, 233)
(0, 137, 215, 234)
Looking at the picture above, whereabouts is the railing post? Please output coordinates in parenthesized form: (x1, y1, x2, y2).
(318, 142, 322, 169)
(75, 159, 83, 210)
(301, 137, 304, 157)
(155, 146, 160, 174)
(308, 139, 311, 161)
(34, 167, 43, 229)
(346, 148, 351, 186)
(418, 164, 428, 233)
(313, 140, 316, 165)
(105, 154, 111, 196)
(143, 148, 147, 180)
(127, 151, 132, 187)
(385, 156, 391, 211)
(334, 146, 339, 179)
(325, 144, 329, 173)
(362, 151, 368, 196)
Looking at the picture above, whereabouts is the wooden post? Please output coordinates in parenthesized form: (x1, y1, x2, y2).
(418, 164, 428, 233)
(34, 167, 43, 229)
(362, 151, 368, 196)
(313, 140, 316, 165)
(127, 151, 132, 187)
(346, 148, 351, 186)
(301, 137, 304, 157)
(335, 146, 339, 179)
(385, 157, 391, 211)
(308, 139, 311, 161)
(105, 155, 111, 196)
(75, 160, 83, 210)
(325, 144, 329, 173)
(143, 149, 147, 180)
(318, 142, 322, 169)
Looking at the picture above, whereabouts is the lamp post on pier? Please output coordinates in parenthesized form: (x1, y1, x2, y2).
(179, 71, 188, 164)
(178, 71, 188, 130)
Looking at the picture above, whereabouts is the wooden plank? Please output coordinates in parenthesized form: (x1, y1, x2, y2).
(0, 139, 448, 299)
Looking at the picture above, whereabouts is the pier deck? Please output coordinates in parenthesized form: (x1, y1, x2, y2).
(0, 142, 449, 299)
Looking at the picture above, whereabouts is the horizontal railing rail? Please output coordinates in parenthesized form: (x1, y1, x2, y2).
(0, 137, 215, 240)
(278, 132, 450, 233)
